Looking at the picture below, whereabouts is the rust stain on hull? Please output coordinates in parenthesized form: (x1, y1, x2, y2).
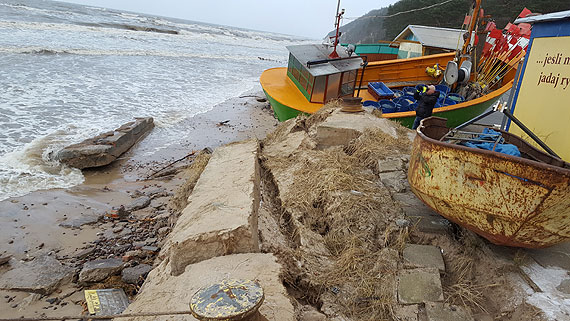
(408, 117, 570, 248)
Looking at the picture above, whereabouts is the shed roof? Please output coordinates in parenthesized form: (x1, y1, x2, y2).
(393, 25, 466, 50)
(515, 10, 570, 24)
(286, 44, 363, 77)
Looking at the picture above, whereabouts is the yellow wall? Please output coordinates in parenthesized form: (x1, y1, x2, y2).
(510, 36, 570, 162)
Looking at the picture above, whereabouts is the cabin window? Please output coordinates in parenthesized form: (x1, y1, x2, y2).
(340, 70, 357, 97)
(311, 76, 326, 103)
(287, 53, 316, 101)
(325, 73, 341, 102)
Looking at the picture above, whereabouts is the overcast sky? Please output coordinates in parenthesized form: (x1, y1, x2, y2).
(61, 0, 399, 39)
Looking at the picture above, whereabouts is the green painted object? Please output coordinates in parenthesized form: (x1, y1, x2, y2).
(263, 89, 305, 121)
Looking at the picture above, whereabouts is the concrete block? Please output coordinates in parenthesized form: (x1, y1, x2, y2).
(57, 117, 154, 169)
(403, 244, 445, 272)
(425, 302, 473, 321)
(315, 111, 397, 148)
(398, 268, 443, 304)
(121, 253, 295, 321)
(168, 140, 260, 276)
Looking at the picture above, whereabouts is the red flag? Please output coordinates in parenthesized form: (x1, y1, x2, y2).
(489, 28, 502, 39)
(508, 24, 520, 35)
(480, 9, 484, 17)
(508, 46, 523, 60)
(464, 15, 471, 25)
(504, 23, 513, 31)
(485, 22, 496, 32)
(483, 42, 493, 55)
(509, 36, 519, 45)
(519, 8, 532, 18)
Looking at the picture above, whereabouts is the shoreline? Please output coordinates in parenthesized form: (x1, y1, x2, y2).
(0, 88, 278, 318)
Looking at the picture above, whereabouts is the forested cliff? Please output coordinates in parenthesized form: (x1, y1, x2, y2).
(331, 0, 570, 44)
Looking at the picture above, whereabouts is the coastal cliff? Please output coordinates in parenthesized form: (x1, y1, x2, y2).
(329, 0, 570, 44)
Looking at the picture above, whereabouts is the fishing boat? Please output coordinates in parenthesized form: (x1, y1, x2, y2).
(408, 117, 570, 248)
(260, 0, 525, 128)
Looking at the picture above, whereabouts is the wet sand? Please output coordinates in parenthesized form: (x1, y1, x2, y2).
(0, 88, 278, 318)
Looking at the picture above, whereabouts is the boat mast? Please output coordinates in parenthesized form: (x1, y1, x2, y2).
(329, 0, 344, 59)
(459, 0, 481, 63)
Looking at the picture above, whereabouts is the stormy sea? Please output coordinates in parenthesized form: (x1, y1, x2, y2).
(0, 0, 305, 200)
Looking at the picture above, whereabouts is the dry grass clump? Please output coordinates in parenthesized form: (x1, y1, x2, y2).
(277, 146, 403, 319)
(168, 151, 211, 212)
(260, 104, 416, 320)
(346, 126, 413, 169)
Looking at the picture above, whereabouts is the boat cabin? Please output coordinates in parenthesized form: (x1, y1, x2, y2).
(286, 44, 363, 104)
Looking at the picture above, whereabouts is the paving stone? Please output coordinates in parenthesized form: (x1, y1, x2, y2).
(0, 256, 73, 295)
(403, 244, 446, 272)
(398, 268, 443, 304)
(167, 140, 260, 276)
(425, 302, 473, 321)
(79, 258, 123, 284)
(121, 253, 295, 321)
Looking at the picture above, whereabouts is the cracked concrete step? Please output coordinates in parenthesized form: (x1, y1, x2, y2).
(166, 139, 261, 276)
(121, 253, 295, 321)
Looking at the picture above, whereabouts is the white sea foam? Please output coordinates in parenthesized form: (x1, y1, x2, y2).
(0, 0, 304, 199)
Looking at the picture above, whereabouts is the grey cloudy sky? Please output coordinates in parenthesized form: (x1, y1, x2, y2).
(62, 0, 399, 38)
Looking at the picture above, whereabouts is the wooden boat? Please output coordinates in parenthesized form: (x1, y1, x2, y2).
(260, 51, 515, 126)
(408, 117, 570, 248)
(260, 0, 520, 128)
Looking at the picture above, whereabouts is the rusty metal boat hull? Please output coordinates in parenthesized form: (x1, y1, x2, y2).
(408, 117, 570, 248)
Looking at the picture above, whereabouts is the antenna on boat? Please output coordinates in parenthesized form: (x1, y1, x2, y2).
(328, 0, 344, 59)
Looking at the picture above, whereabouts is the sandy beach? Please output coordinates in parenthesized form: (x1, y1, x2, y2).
(0, 88, 278, 318)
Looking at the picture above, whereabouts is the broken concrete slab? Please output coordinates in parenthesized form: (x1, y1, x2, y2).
(121, 253, 295, 321)
(0, 256, 73, 295)
(121, 264, 152, 284)
(78, 258, 123, 284)
(425, 302, 473, 321)
(398, 268, 443, 304)
(263, 130, 311, 158)
(377, 157, 405, 173)
(167, 140, 260, 276)
(379, 171, 407, 193)
(56, 117, 154, 169)
(315, 110, 397, 149)
(403, 244, 446, 272)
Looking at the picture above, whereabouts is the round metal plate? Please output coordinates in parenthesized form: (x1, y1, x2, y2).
(189, 279, 264, 320)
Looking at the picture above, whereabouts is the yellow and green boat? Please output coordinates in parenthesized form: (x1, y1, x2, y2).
(260, 47, 515, 128)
